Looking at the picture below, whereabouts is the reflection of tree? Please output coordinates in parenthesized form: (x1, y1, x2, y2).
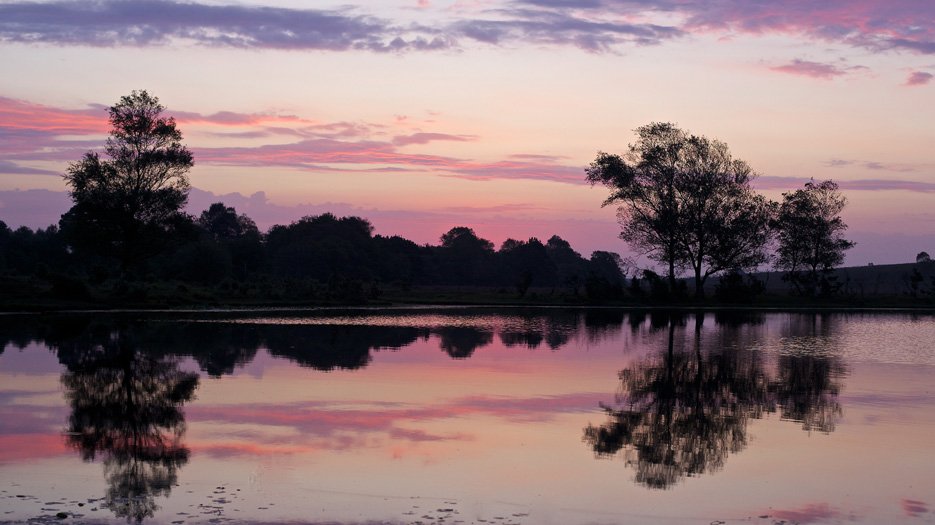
(585, 316, 769, 488)
(60, 333, 198, 522)
(437, 327, 494, 358)
(499, 311, 579, 350)
(264, 325, 428, 369)
(772, 354, 843, 432)
(771, 314, 846, 432)
(584, 314, 844, 489)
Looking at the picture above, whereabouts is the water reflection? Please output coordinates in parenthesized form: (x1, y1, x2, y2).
(58, 329, 198, 522)
(0, 310, 854, 499)
(584, 313, 845, 489)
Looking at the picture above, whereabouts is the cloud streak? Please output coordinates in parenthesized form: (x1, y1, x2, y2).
(184, 392, 604, 455)
(905, 71, 934, 86)
(0, 0, 451, 52)
(1, 96, 584, 185)
(769, 59, 865, 80)
(2, 0, 933, 56)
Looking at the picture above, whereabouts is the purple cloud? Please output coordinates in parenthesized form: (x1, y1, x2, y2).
(392, 132, 476, 146)
(453, 7, 683, 51)
(769, 59, 863, 79)
(754, 176, 935, 193)
(1, 0, 934, 55)
(824, 159, 918, 172)
(905, 71, 934, 86)
(0, 0, 452, 52)
(516, 0, 935, 55)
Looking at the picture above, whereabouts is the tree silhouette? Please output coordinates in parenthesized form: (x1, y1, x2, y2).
(60, 91, 194, 272)
(59, 331, 198, 522)
(774, 180, 855, 297)
(437, 326, 494, 358)
(586, 123, 773, 298)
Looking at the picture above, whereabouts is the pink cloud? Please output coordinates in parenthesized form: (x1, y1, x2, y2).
(753, 176, 935, 193)
(905, 71, 934, 86)
(769, 59, 858, 79)
(0, 96, 107, 135)
(392, 132, 476, 146)
(678, 1, 935, 55)
(1, 96, 584, 185)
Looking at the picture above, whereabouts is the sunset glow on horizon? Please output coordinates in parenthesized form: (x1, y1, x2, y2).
(1, 0, 933, 267)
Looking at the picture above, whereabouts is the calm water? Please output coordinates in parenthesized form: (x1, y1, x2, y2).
(1, 308, 934, 525)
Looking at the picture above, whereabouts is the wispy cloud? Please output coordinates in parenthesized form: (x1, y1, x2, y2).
(769, 59, 865, 79)
(755, 176, 935, 193)
(2, 0, 933, 55)
(824, 158, 919, 172)
(392, 132, 476, 146)
(0, 0, 451, 52)
(1, 96, 584, 185)
(905, 71, 934, 86)
(452, 7, 683, 52)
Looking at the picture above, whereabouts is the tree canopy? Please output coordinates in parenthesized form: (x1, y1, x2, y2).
(587, 122, 773, 298)
(60, 90, 193, 271)
(774, 179, 855, 296)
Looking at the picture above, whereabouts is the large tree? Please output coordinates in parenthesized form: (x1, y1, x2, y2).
(587, 123, 773, 298)
(60, 90, 194, 271)
(587, 123, 684, 291)
(774, 179, 855, 296)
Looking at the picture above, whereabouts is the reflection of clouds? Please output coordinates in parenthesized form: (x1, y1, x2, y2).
(768, 502, 845, 524)
(187, 392, 604, 456)
(0, 434, 68, 462)
(901, 498, 929, 517)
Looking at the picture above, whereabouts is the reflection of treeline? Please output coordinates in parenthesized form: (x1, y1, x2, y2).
(583, 313, 846, 489)
(0, 309, 623, 373)
(0, 207, 628, 305)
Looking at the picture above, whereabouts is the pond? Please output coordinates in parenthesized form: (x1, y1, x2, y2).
(1, 308, 934, 524)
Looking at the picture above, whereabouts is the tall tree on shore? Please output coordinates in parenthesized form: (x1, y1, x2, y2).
(587, 123, 773, 298)
(60, 90, 194, 271)
(587, 123, 685, 291)
(774, 179, 855, 296)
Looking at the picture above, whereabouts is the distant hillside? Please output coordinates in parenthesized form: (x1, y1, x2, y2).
(721, 261, 935, 297)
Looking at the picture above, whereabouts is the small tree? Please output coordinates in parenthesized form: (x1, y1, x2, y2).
(60, 90, 194, 272)
(774, 180, 855, 296)
(917, 251, 931, 264)
(197, 202, 258, 241)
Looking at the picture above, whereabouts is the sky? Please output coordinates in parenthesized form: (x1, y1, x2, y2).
(0, 0, 934, 267)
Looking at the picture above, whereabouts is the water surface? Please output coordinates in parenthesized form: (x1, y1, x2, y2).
(1, 308, 934, 524)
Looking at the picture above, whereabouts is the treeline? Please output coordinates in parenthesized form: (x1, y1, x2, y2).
(0, 206, 628, 304)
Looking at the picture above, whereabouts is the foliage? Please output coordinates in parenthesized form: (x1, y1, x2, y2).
(585, 251, 626, 302)
(61, 90, 193, 271)
(713, 270, 765, 304)
(917, 251, 931, 264)
(587, 122, 773, 299)
(774, 180, 855, 297)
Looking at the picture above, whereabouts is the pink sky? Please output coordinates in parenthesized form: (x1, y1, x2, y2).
(1, 0, 934, 266)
